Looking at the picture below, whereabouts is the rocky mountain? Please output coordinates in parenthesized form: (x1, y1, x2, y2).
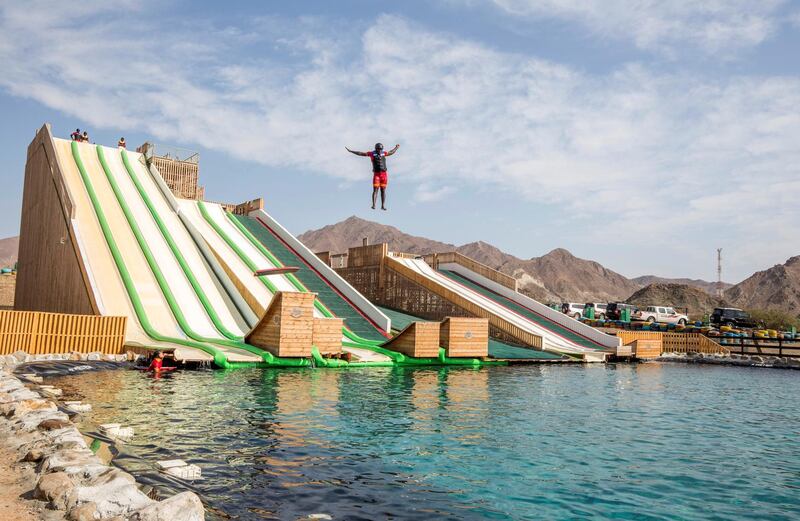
(627, 283, 727, 318)
(0, 236, 18, 268)
(631, 275, 731, 295)
(298, 216, 454, 256)
(725, 256, 800, 318)
(299, 217, 640, 303)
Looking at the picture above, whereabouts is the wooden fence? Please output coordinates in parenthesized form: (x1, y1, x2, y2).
(0, 310, 127, 356)
(424, 251, 518, 291)
(617, 331, 729, 356)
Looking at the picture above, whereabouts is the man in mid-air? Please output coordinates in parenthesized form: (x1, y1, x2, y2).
(346, 142, 400, 210)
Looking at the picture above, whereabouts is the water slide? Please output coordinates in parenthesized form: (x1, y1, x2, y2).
(54, 138, 308, 367)
(435, 264, 620, 352)
(231, 212, 389, 343)
(390, 257, 614, 360)
(46, 134, 503, 368)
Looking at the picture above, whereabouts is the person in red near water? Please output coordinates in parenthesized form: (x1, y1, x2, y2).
(147, 351, 165, 372)
(346, 142, 400, 210)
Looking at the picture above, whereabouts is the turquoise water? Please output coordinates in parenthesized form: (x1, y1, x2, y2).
(50, 363, 800, 520)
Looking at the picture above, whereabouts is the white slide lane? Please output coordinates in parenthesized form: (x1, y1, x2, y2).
(395, 258, 599, 356)
(55, 140, 220, 359)
(124, 149, 250, 336)
(100, 146, 224, 341)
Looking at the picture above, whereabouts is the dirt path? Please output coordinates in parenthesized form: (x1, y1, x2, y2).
(0, 443, 59, 521)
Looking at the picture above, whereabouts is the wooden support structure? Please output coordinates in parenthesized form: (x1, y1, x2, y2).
(630, 339, 661, 359)
(246, 291, 316, 357)
(424, 251, 517, 291)
(439, 317, 488, 358)
(15, 124, 99, 315)
(616, 331, 729, 357)
(382, 321, 440, 358)
(312, 317, 343, 355)
(0, 310, 127, 355)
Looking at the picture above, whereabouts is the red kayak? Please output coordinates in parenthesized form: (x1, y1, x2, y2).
(137, 366, 177, 373)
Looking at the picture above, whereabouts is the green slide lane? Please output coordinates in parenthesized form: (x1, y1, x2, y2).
(198, 201, 380, 348)
(224, 213, 382, 346)
(92, 145, 308, 368)
(119, 150, 242, 342)
(230, 214, 387, 343)
(437, 269, 603, 350)
(70, 142, 240, 369)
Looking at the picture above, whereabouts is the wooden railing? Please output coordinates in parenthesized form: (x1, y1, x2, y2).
(423, 251, 517, 291)
(617, 331, 729, 355)
(386, 257, 542, 349)
(715, 336, 800, 358)
(0, 310, 127, 355)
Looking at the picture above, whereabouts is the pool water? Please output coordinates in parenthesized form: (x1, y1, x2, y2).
(50, 363, 800, 520)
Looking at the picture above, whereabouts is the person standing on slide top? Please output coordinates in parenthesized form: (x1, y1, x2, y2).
(346, 142, 400, 210)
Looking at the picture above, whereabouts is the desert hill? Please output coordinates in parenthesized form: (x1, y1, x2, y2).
(627, 283, 727, 318)
(725, 256, 800, 318)
(0, 236, 18, 268)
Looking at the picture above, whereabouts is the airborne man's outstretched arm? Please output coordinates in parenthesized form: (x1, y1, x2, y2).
(346, 147, 368, 157)
(386, 144, 400, 156)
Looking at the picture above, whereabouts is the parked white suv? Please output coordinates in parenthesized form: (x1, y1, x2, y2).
(634, 306, 688, 325)
(561, 303, 585, 320)
(584, 303, 608, 320)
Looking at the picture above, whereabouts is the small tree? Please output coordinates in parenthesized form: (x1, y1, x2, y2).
(746, 309, 800, 331)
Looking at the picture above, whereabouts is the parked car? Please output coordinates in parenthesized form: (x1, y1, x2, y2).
(561, 302, 585, 320)
(584, 302, 609, 320)
(710, 308, 758, 329)
(606, 302, 637, 321)
(634, 306, 689, 325)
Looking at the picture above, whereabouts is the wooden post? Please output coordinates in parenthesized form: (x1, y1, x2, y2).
(312, 317, 343, 355)
(382, 321, 440, 358)
(246, 291, 316, 357)
(439, 317, 488, 358)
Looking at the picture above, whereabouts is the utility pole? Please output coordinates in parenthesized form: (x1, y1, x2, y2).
(716, 248, 723, 298)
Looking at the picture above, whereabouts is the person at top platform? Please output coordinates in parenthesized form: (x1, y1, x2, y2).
(118, 137, 126, 148)
(70, 128, 81, 141)
(81, 131, 89, 143)
(346, 142, 400, 210)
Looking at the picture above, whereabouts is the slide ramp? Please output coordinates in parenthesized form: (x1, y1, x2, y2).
(437, 266, 619, 351)
(231, 213, 389, 342)
(389, 257, 608, 360)
(53, 138, 261, 364)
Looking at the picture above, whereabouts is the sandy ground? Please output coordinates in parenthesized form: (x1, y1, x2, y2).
(0, 273, 14, 309)
(0, 443, 55, 521)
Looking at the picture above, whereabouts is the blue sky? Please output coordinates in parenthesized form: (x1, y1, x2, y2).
(1, 1, 799, 282)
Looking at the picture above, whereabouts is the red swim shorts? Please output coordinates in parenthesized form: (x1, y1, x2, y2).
(373, 171, 388, 188)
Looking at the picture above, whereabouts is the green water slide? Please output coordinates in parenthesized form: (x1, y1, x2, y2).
(70, 142, 240, 368)
(82, 143, 307, 369)
(197, 204, 497, 367)
(437, 269, 604, 351)
(229, 214, 388, 343)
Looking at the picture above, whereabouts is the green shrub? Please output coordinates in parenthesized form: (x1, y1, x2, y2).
(746, 308, 800, 331)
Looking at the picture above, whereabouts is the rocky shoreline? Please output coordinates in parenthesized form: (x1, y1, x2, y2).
(0, 359, 204, 521)
(658, 351, 800, 369)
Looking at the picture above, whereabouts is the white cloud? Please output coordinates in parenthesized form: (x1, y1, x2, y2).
(0, 5, 798, 278)
(451, 0, 786, 56)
